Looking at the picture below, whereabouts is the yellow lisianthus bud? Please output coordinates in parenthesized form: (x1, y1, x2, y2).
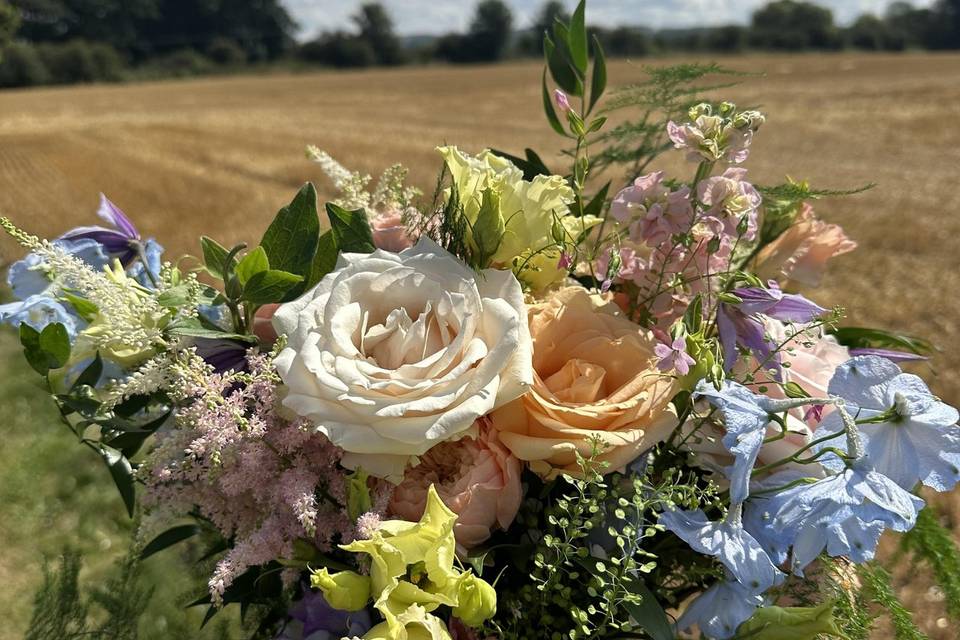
(452, 572, 497, 626)
(310, 568, 371, 612)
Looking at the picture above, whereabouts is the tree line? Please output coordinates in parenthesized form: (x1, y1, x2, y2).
(0, 0, 958, 88)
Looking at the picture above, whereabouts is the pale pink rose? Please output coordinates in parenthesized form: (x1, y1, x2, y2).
(388, 420, 522, 552)
(370, 206, 417, 252)
(755, 203, 857, 287)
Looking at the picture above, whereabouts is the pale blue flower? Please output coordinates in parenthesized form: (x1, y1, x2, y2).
(814, 356, 960, 491)
(7, 238, 108, 299)
(126, 238, 164, 288)
(0, 294, 79, 337)
(772, 460, 924, 574)
(675, 578, 763, 640)
(742, 470, 812, 565)
(659, 506, 783, 593)
(694, 380, 815, 503)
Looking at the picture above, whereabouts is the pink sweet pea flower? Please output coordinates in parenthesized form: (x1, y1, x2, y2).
(554, 89, 572, 114)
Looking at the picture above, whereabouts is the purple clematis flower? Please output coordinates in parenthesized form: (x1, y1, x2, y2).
(717, 282, 826, 376)
(277, 587, 371, 640)
(60, 194, 142, 266)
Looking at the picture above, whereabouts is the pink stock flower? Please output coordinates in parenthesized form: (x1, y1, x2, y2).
(370, 206, 417, 252)
(611, 172, 694, 247)
(654, 336, 696, 376)
(388, 419, 522, 552)
(697, 167, 761, 240)
(755, 203, 857, 287)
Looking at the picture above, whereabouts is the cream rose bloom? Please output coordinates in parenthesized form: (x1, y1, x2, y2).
(272, 238, 533, 481)
(489, 287, 678, 478)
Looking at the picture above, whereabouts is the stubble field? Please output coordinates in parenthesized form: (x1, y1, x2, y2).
(0, 53, 958, 638)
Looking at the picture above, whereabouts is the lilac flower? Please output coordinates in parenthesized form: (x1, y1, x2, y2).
(0, 294, 80, 337)
(654, 336, 696, 375)
(277, 587, 371, 640)
(813, 356, 960, 491)
(675, 578, 764, 640)
(717, 283, 827, 375)
(772, 460, 925, 574)
(554, 89, 572, 114)
(660, 504, 783, 593)
(59, 194, 142, 266)
(694, 380, 820, 503)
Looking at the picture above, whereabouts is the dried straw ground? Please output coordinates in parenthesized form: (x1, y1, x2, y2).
(0, 53, 957, 637)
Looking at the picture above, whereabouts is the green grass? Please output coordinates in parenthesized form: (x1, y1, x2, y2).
(0, 329, 243, 639)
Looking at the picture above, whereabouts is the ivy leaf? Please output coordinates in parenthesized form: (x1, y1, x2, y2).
(326, 203, 375, 253)
(99, 445, 136, 517)
(242, 270, 303, 306)
(235, 246, 269, 286)
(305, 230, 338, 291)
(260, 183, 321, 300)
(141, 524, 202, 560)
(19, 323, 49, 375)
(39, 323, 70, 369)
(166, 317, 258, 344)
(200, 236, 231, 280)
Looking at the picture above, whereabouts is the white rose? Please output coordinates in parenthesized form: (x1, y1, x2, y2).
(272, 238, 533, 481)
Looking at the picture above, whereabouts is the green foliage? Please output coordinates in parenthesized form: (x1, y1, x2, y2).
(25, 550, 151, 640)
(259, 182, 321, 300)
(830, 326, 934, 356)
(858, 563, 930, 640)
(326, 202, 376, 254)
(737, 602, 845, 639)
(591, 62, 748, 177)
(434, 0, 513, 63)
(902, 505, 960, 621)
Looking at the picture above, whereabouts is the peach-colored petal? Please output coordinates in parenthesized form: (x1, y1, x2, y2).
(489, 286, 678, 479)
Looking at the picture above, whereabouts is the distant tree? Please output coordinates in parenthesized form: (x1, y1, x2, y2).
(750, 0, 840, 50)
(0, 1, 20, 51)
(467, 0, 513, 61)
(705, 25, 747, 52)
(928, 0, 960, 48)
(846, 14, 901, 50)
(353, 2, 403, 65)
(594, 26, 652, 57)
(206, 37, 246, 66)
(0, 41, 49, 86)
(299, 31, 376, 68)
(10, 0, 158, 55)
(518, 0, 568, 55)
(884, 1, 935, 48)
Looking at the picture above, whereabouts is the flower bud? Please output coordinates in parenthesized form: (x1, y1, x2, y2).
(309, 568, 371, 612)
(452, 572, 497, 626)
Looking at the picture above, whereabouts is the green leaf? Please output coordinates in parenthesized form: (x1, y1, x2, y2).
(541, 68, 567, 137)
(544, 33, 582, 96)
(326, 203, 375, 253)
(568, 0, 588, 75)
(141, 524, 202, 560)
(235, 246, 269, 286)
(830, 326, 933, 356)
(99, 445, 136, 517)
(71, 353, 103, 390)
(242, 270, 303, 306)
(61, 291, 98, 321)
(488, 148, 553, 181)
(737, 602, 846, 640)
(166, 317, 258, 344)
(621, 580, 674, 640)
(200, 236, 230, 280)
(19, 323, 49, 375)
(155, 284, 193, 308)
(39, 322, 70, 369)
(305, 230, 339, 291)
(588, 34, 607, 114)
(260, 183, 321, 300)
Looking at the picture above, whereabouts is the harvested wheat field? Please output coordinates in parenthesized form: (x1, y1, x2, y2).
(0, 53, 959, 638)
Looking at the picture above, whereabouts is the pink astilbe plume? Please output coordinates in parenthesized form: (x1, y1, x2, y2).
(140, 351, 381, 604)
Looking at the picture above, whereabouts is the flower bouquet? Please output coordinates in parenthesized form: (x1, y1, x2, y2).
(3, 3, 959, 639)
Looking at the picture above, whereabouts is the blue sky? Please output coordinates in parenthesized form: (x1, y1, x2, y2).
(282, 0, 932, 39)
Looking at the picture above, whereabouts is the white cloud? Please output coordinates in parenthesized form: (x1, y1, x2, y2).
(284, 0, 934, 39)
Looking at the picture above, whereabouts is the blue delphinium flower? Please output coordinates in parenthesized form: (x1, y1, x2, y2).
(694, 379, 823, 503)
(742, 469, 813, 565)
(813, 355, 960, 492)
(772, 457, 924, 575)
(716, 282, 826, 375)
(660, 503, 783, 593)
(0, 294, 80, 338)
(675, 577, 764, 640)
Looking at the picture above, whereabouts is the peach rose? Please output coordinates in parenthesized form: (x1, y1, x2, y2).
(252, 303, 280, 345)
(388, 419, 521, 552)
(755, 203, 856, 288)
(489, 287, 679, 478)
